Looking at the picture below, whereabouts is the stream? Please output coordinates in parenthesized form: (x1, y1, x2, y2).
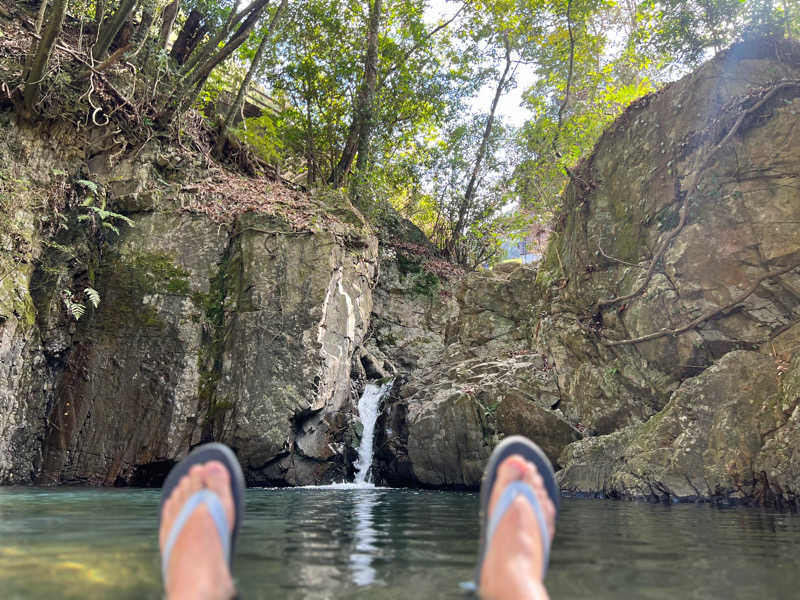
(2, 487, 800, 599)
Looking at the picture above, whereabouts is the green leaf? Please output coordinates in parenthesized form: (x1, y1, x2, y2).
(84, 287, 101, 308)
(69, 303, 86, 320)
(76, 179, 99, 195)
(101, 221, 120, 236)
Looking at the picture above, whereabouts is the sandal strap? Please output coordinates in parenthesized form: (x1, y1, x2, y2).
(162, 489, 230, 583)
(486, 480, 551, 579)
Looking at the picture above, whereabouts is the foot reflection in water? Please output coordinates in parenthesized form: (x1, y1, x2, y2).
(350, 491, 379, 586)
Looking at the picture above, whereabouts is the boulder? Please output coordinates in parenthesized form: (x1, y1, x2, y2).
(558, 351, 787, 504)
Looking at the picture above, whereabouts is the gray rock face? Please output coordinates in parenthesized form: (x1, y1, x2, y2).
(0, 313, 50, 484)
(216, 213, 376, 485)
(365, 246, 456, 372)
(0, 117, 378, 486)
(375, 39, 800, 503)
(0, 124, 62, 484)
(375, 262, 580, 488)
(37, 207, 377, 486)
(558, 351, 787, 502)
(549, 38, 800, 504)
(38, 212, 226, 484)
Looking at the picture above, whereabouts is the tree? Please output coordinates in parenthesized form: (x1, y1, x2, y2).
(22, 0, 70, 116)
(634, 0, 790, 66)
(265, 0, 469, 189)
(446, 32, 513, 259)
(328, 0, 383, 187)
(213, 0, 288, 157)
(158, 0, 273, 124)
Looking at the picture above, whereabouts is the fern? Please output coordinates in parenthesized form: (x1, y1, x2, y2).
(84, 287, 100, 308)
(76, 179, 99, 195)
(77, 202, 135, 237)
(102, 221, 120, 235)
(69, 302, 86, 320)
(61, 290, 86, 321)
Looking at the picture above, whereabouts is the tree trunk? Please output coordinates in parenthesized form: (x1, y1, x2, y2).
(328, 0, 383, 187)
(159, 1, 270, 125)
(23, 0, 69, 116)
(130, 0, 158, 58)
(95, 0, 105, 27)
(179, 0, 266, 78)
(92, 0, 139, 60)
(328, 119, 359, 187)
(303, 79, 317, 186)
(354, 0, 382, 175)
(447, 35, 512, 259)
(784, 0, 792, 38)
(159, 0, 180, 51)
(213, 0, 287, 156)
(170, 8, 206, 65)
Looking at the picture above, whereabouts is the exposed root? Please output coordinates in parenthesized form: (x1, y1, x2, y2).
(597, 80, 800, 312)
(603, 261, 800, 346)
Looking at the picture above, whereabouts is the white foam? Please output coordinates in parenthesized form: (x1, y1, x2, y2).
(353, 381, 393, 485)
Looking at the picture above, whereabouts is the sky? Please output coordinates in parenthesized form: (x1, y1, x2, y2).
(424, 0, 537, 127)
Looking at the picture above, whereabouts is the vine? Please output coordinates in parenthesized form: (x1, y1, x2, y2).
(603, 262, 800, 346)
(597, 80, 800, 312)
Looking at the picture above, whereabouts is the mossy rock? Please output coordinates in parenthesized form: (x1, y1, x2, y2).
(94, 251, 192, 330)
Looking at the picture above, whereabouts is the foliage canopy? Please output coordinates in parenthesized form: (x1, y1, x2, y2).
(8, 0, 799, 266)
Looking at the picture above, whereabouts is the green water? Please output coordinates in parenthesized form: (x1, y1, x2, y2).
(1, 487, 799, 599)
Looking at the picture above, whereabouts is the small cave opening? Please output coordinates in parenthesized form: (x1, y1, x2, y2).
(129, 459, 177, 487)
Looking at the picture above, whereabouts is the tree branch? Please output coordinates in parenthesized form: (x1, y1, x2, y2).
(597, 241, 646, 269)
(604, 261, 800, 346)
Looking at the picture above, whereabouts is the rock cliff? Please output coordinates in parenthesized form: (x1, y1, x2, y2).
(1, 37, 799, 504)
(0, 116, 376, 486)
(373, 38, 800, 505)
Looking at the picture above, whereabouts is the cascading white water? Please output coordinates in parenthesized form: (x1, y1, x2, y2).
(353, 380, 393, 485)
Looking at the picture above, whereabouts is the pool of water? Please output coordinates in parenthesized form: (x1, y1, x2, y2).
(1, 487, 799, 599)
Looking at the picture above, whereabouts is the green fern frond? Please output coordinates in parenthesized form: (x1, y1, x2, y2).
(69, 303, 86, 320)
(84, 287, 100, 308)
(115, 213, 135, 227)
(76, 179, 99, 195)
(61, 290, 86, 321)
(102, 221, 120, 235)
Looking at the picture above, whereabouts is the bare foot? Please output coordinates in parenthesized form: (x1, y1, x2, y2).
(479, 455, 556, 600)
(159, 461, 237, 600)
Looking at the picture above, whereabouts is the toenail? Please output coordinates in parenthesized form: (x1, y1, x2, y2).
(505, 456, 528, 477)
(207, 462, 225, 474)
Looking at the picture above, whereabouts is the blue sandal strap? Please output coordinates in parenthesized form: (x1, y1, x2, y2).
(162, 489, 230, 582)
(486, 480, 551, 579)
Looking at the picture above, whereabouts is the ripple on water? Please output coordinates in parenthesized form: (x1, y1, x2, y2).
(2, 488, 800, 599)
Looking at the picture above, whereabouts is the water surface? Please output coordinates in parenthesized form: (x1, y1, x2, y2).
(1, 487, 799, 599)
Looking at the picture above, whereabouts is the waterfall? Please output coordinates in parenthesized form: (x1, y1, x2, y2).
(353, 380, 393, 485)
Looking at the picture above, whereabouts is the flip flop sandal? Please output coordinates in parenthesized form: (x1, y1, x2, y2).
(473, 435, 560, 588)
(159, 443, 246, 584)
